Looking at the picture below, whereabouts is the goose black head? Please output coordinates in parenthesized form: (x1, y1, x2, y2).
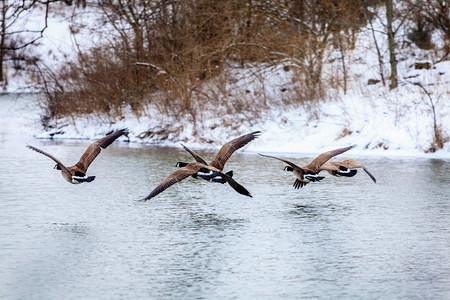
(284, 166, 294, 172)
(176, 162, 189, 168)
(54, 164, 62, 170)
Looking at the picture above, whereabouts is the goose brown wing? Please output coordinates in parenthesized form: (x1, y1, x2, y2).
(342, 159, 377, 183)
(198, 164, 252, 197)
(141, 163, 202, 201)
(217, 172, 252, 197)
(304, 145, 356, 173)
(258, 153, 305, 174)
(362, 167, 377, 183)
(320, 159, 376, 183)
(209, 131, 261, 171)
(72, 129, 127, 173)
(26, 145, 72, 176)
(180, 144, 208, 165)
(320, 159, 363, 171)
(319, 161, 341, 172)
(96, 128, 127, 148)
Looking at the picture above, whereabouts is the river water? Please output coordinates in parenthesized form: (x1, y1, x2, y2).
(1, 94, 450, 299)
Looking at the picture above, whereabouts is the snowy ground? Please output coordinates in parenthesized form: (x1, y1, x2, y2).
(3, 3, 450, 158)
(2, 90, 448, 160)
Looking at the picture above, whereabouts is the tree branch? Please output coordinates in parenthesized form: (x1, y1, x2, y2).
(3, 0, 49, 51)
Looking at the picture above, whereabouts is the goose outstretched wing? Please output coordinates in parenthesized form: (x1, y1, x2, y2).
(72, 129, 127, 173)
(304, 145, 356, 172)
(209, 131, 261, 171)
(258, 153, 305, 173)
(26, 144, 72, 176)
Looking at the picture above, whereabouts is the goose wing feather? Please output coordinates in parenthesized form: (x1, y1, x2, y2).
(141, 163, 203, 201)
(258, 153, 305, 174)
(319, 161, 341, 172)
(304, 145, 356, 172)
(72, 129, 127, 173)
(209, 131, 261, 171)
(141, 162, 252, 201)
(180, 143, 208, 165)
(320, 158, 376, 183)
(26, 144, 72, 176)
(217, 172, 252, 197)
(362, 167, 377, 183)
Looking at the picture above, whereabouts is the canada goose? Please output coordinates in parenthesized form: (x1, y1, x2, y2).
(320, 159, 377, 183)
(139, 162, 252, 201)
(258, 145, 356, 189)
(176, 131, 261, 184)
(27, 129, 127, 184)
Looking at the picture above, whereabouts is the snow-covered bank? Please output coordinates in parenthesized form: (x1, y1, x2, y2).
(36, 103, 450, 159)
(31, 55, 450, 158)
(4, 89, 447, 159)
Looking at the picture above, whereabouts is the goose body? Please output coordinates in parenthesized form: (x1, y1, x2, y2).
(140, 131, 260, 200)
(320, 159, 377, 183)
(259, 145, 356, 189)
(177, 131, 261, 184)
(140, 162, 251, 201)
(191, 166, 233, 184)
(27, 129, 127, 184)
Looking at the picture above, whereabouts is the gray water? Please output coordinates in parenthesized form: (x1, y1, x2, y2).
(1, 98, 450, 299)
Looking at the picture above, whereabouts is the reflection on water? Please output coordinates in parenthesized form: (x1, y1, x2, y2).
(290, 203, 347, 219)
(51, 222, 91, 236)
(1, 99, 450, 299)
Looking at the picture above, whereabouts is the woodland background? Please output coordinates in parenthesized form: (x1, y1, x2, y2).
(1, 0, 449, 152)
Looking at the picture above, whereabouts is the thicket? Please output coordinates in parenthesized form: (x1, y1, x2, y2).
(3, 0, 447, 129)
(39, 0, 374, 121)
(0, 1, 54, 88)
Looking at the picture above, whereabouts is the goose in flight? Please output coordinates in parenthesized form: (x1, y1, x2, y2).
(177, 131, 261, 184)
(140, 131, 260, 200)
(27, 128, 127, 184)
(258, 145, 356, 189)
(320, 159, 377, 183)
(139, 162, 252, 201)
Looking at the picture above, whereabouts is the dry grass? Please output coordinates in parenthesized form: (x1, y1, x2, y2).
(426, 125, 449, 153)
(39, 1, 381, 128)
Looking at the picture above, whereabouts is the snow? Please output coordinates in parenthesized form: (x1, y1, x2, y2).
(2, 3, 450, 159)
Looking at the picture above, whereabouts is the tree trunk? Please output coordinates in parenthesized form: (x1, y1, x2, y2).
(366, 7, 385, 86)
(0, 1, 6, 82)
(386, 0, 398, 89)
(337, 30, 347, 94)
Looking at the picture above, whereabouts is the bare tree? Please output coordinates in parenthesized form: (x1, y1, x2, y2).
(0, 0, 51, 84)
(404, 0, 449, 61)
(385, 0, 398, 89)
(364, 3, 386, 86)
(249, 0, 368, 99)
(407, 81, 446, 151)
(366, 0, 412, 90)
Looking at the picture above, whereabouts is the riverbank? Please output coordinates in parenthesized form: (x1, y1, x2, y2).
(3, 92, 450, 159)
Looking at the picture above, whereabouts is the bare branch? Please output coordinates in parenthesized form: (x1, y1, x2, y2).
(135, 62, 176, 82)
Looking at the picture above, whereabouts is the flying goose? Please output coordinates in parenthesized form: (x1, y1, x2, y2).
(258, 145, 356, 189)
(176, 131, 261, 184)
(27, 128, 127, 184)
(320, 159, 377, 183)
(139, 162, 252, 201)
